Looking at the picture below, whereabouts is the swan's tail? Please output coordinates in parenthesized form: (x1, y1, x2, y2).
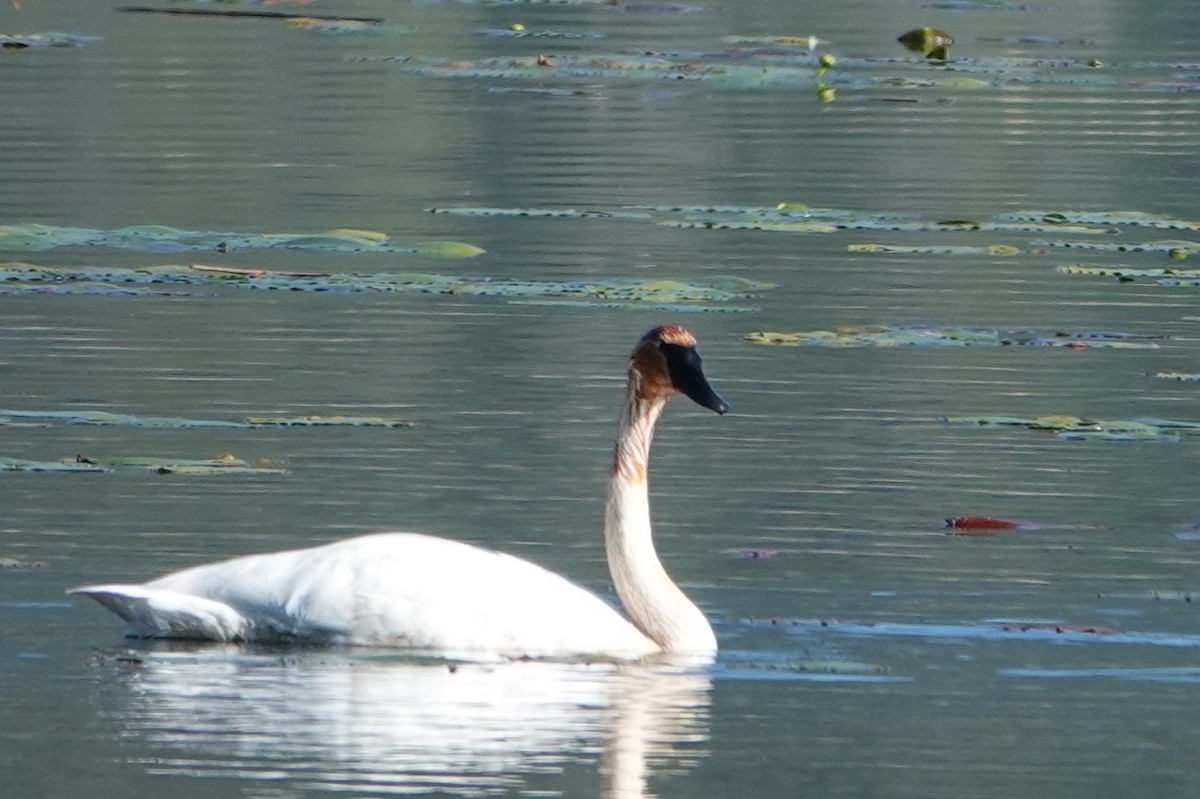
(68, 584, 248, 642)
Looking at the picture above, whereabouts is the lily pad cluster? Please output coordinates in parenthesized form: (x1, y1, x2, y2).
(374, 33, 1200, 97)
(0, 409, 415, 429)
(428, 201, 1122, 235)
(945, 415, 1200, 442)
(0, 32, 101, 48)
(0, 224, 484, 257)
(0, 454, 286, 476)
(0, 263, 769, 311)
(744, 325, 1160, 349)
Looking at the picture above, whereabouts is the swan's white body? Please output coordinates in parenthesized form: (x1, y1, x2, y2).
(72, 326, 725, 660)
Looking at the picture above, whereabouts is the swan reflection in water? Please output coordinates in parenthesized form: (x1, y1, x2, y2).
(102, 646, 712, 798)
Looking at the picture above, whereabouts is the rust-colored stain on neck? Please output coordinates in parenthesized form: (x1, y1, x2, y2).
(612, 457, 647, 483)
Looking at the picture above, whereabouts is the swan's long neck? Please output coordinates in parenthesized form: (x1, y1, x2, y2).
(605, 372, 717, 655)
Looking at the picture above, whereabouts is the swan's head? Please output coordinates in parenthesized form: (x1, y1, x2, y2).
(632, 326, 730, 415)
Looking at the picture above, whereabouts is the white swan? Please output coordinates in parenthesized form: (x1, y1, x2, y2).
(70, 325, 728, 660)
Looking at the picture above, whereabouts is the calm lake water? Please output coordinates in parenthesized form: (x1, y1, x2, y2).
(3, 0, 1199, 796)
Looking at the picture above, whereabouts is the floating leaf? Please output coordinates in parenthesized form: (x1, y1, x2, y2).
(946, 516, 1024, 532)
(1001, 210, 1200, 231)
(0, 409, 416, 430)
(744, 325, 1160, 349)
(848, 243, 1021, 256)
(944, 415, 1199, 443)
(1033, 239, 1200, 255)
(0, 456, 107, 473)
(897, 27, 954, 58)
(0, 263, 768, 310)
(752, 616, 1200, 648)
(720, 35, 823, 49)
(477, 27, 604, 39)
(244, 415, 416, 428)
(0, 409, 245, 429)
(0, 32, 101, 48)
(110, 455, 287, 476)
(1, 453, 287, 476)
(725, 548, 779, 560)
(0, 224, 483, 257)
(0, 557, 48, 569)
(1057, 264, 1200, 279)
(286, 17, 391, 35)
(1153, 372, 1200, 382)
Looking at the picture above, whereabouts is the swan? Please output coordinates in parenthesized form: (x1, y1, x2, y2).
(70, 325, 728, 660)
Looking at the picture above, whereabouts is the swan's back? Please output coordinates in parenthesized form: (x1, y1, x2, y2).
(74, 533, 659, 659)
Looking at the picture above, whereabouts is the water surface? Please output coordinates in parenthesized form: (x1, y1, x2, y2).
(2, 0, 1199, 796)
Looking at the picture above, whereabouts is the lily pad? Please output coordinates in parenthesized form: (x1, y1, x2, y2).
(0, 32, 101, 48)
(1153, 372, 1200, 382)
(897, 27, 953, 59)
(848, 243, 1022, 256)
(1001, 210, 1200, 231)
(944, 415, 1200, 442)
(0, 263, 769, 310)
(0, 409, 416, 430)
(744, 325, 1160, 349)
(1, 454, 287, 476)
(0, 456, 107, 473)
(0, 557, 48, 569)
(0, 224, 484, 257)
(111, 455, 288, 475)
(244, 415, 416, 428)
(1033, 239, 1200, 256)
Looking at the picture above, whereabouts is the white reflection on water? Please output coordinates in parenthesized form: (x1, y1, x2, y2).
(103, 647, 711, 798)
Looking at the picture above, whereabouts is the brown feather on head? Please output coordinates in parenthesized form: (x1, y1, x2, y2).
(628, 326, 728, 414)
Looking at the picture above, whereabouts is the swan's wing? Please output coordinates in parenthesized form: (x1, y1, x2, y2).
(68, 584, 250, 641)
(89, 533, 658, 657)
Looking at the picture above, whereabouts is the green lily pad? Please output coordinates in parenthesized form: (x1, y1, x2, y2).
(1153, 372, 1200, 382)
(1032, 239, 1200, 256)
(0, 263, 769, 310)
(1002, 210, 1200, 231)
(427, 206, 651, 220)
(244, 415, 416, 428)
(944, 415, 1200, 443)
(1, 454, 287, 476)
(0, 409, 246, 429)
(0, 557, 48, 569)
(0, 456, 107, 473)
(0, 409, 416, 430)
(0, 32, 101, 48)
(109, 455, 287, 475)
(744, 325, 1160, 349)
(1057, 264, 1200, 279)
(0, 224, 483, 257)
(849, 243, 1022, 256)
(897, 27, 954, 59)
